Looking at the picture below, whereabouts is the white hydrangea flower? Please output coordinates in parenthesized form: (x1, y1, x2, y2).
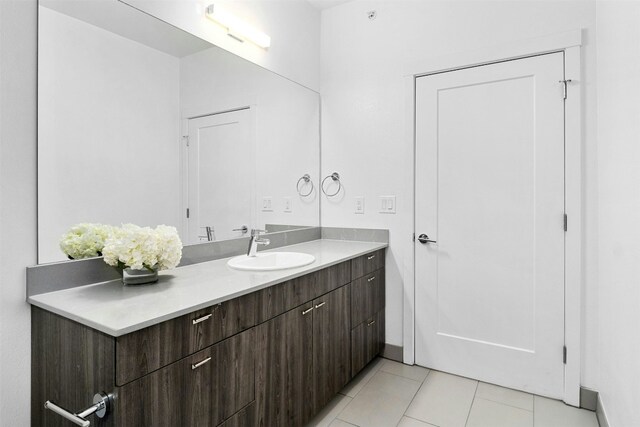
(59, 223, 115, 260)
(102, 224, 182, 271)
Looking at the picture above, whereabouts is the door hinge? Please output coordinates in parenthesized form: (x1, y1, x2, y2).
(186, 208, 190, 219)
(564, 213, 568, 232)
(563, 345, 567, 364)
(559, 79, 572, 100)
(183, 135, 190, 147)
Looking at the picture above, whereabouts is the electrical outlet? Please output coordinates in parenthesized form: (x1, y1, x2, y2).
(379, 196, 396, 214)
(355, 197, 365, 214)
(283, 197, 292, 213)
(262, 197, 273, 212)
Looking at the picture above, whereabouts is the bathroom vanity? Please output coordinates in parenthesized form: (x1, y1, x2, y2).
(29, 240, 386, 426)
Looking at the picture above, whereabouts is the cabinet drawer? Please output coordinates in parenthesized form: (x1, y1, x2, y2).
(351, 310, 385, 377)
(117, 328, 255, 427)
(116, 292, 256, 385)
(218, 402, 256, 427)
(351, 249, 385, 279)
(350, 269, 385, 328)
(255, 260, 350, 324)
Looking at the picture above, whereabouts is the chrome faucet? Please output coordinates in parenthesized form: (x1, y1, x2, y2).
(247, 229, 270, 257)
(199, 226, 215, 242)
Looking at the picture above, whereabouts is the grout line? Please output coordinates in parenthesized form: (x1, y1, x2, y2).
(378, 368, 425, 384)
(464, 381, 480, 427)
(402, 368, 433, 418)
(473, 396, 534, 412)
(402, 414, 441, 427)
(341, 358, 385, 399)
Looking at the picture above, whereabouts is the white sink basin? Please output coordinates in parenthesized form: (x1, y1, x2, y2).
(227, 252, 316, 271)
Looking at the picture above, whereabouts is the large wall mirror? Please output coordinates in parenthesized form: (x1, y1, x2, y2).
(37, 0, 320, 264)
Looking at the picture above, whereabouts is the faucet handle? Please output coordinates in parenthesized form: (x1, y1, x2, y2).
(250, 228, 268, 236)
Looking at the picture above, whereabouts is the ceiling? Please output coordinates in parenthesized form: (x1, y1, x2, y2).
(307, 0, 354, 11)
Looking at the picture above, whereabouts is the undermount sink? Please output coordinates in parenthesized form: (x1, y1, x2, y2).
(227, 252, 316, 271)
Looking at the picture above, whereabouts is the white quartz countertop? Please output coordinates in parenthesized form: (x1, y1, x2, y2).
(28, 239, 387, 337)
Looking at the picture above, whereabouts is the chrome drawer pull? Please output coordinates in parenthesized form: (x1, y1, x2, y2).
(367, 276, 376, 282)
(192, 313, 213, 325)
(367, 320, 376, 327)
(367, 255, 376, 260)
(191, 357, 212, 370)
(302, 307, 314, 315)
(315, 302, 326, 309)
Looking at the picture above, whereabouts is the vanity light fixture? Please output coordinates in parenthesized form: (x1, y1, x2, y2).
(205, 4, 271, 49)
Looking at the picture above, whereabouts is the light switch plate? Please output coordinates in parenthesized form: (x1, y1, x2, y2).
(283, 197, 292, 213)
(379, 196, 396, 214)
(355, 196, 365, 214)
(262, 197, 273, 212)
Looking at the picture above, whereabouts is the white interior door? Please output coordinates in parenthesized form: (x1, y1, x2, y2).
(414, 52, 566, 398)
(186, 109, 254, 244)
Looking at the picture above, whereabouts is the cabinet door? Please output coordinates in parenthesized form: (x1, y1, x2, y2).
(312, 285, 351, 412)
(351, 269, 385, 328)
(117, 329, 254, 427)
(256, 303, 314, 426)
(351, 310, 385, 377)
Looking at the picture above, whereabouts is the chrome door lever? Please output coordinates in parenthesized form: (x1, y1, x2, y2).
(44, 392, 110, 426)
(417, 234, 437, 244)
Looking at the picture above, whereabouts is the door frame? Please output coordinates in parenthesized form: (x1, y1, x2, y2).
(402, 29, 583, 406)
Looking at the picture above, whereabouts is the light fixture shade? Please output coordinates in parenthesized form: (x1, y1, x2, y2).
(205, 4, 271, 49)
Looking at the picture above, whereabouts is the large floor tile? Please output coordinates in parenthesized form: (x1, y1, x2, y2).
(533, 396, 599, 427)
(405, 371, 478, 427)
(337, 371, 421, 427)
(306, 394, 352, 427)
(340, 357, 385, 398)
(380, 359, 430, 382)
(397, 416, 438, 426)
(475, 382, 534, 411)
(467, 398, 533, 427)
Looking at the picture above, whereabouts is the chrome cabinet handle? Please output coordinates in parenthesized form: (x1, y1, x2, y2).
(191, 356, 212, 370)
(192, 313, 212, 325)
(44, 392, 110, 427)
(367, 320, 376, 327)
(232, 225, 248, 234)
(367, 255, 376, 260)
(302, 306, 314, 315)
(315, 302, 326, 309)
(367, 276, 376, 282)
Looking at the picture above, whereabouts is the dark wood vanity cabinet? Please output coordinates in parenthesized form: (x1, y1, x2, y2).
(32, 249, 386, 427)
(255, 285, 351, 426)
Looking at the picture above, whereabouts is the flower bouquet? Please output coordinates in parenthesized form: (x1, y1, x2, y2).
(102, 224, 183, 285)
(59, 223, 115, 260)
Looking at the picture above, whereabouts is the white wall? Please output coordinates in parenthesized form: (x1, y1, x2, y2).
(319, 0, 599, 388)
(38, 7, 182, 263)
(180, 46, 321, 235)
(596, 1, 640, 425)
(121, 0, 321, 91)
(0, 1, 37, 425)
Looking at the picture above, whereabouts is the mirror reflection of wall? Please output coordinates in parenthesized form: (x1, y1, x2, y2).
(37, 1, 320, 264)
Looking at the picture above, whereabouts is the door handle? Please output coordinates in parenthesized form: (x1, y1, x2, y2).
(417, 234, 437, 244)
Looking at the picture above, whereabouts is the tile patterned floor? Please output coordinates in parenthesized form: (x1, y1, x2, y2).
(306, 358, 599, 427)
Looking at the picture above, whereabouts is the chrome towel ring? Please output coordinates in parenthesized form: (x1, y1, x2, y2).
(321, 172, 342, 197)
(296, 174, 314, 197)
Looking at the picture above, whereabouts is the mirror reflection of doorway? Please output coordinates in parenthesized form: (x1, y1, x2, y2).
(185, 108, 255, 244)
